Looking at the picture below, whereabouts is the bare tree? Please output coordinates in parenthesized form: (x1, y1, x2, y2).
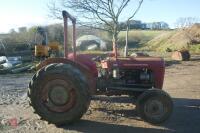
(124, 0, 143, 56)
(175, 17, 199, 29)
(48, 0, 144, 52)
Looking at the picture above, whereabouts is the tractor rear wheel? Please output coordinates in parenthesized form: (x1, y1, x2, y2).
(28, 63, 91, 125)
(136, 89, 173, 124)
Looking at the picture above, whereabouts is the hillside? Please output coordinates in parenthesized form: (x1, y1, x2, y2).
(118, 30, 169, 48)
(143, 24, 200, 53)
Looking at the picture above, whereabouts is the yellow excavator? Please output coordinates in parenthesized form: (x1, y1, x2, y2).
(34, 27, 60, 58)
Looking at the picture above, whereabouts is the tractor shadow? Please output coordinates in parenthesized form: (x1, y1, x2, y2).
(162, 98, 200, 133)
(60, 120, 169, 133)
(60, 96, 200, 133)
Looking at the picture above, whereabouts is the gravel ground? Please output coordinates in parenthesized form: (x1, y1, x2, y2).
(0, 55, 199, 133)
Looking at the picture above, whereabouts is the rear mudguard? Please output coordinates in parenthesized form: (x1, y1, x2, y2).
(36, 57, 97, 94)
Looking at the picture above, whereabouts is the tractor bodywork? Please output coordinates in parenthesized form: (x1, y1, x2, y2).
(37, 53, 165, 96)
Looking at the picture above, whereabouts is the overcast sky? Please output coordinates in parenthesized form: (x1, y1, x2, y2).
(0, 0, 199, 33)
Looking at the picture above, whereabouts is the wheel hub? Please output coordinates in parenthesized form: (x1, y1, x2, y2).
(49, 85, 69, 106)
(144, 99, 165, 118)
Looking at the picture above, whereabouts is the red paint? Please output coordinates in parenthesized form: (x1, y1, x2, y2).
(68, 53, 98, 77)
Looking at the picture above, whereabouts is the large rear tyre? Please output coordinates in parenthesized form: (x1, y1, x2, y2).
(28, 63, 91, 125)
(136, 89, 173, 124)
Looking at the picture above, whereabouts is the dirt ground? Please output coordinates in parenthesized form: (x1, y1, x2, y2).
(0, 55, 200, 133)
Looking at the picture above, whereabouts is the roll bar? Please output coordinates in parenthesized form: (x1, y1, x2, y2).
(62, 10, 76, 59)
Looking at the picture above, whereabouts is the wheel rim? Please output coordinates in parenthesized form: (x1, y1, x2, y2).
(144, 98, 166, 120)
(41, 79, 76, 113)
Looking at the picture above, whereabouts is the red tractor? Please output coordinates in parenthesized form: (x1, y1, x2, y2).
(28, 11, 173, 125)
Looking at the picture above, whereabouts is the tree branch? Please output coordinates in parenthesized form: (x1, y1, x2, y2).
(127, 0, 143, 22)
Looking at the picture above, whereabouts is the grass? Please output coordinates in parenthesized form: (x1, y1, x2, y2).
(119, 30, 169, 41)
(121, 30, 167, 37)
(118, 30, 170, 49)
(190, 44, 200, 54)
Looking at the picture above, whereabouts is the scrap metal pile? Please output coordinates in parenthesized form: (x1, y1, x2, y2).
(0, 56, 34, 74)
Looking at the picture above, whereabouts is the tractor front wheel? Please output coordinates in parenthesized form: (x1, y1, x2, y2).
(136, 89, 173, 124)
(28, 63, 91, 125)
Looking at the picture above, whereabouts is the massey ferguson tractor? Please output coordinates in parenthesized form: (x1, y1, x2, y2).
(28, 11, 173, 125)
